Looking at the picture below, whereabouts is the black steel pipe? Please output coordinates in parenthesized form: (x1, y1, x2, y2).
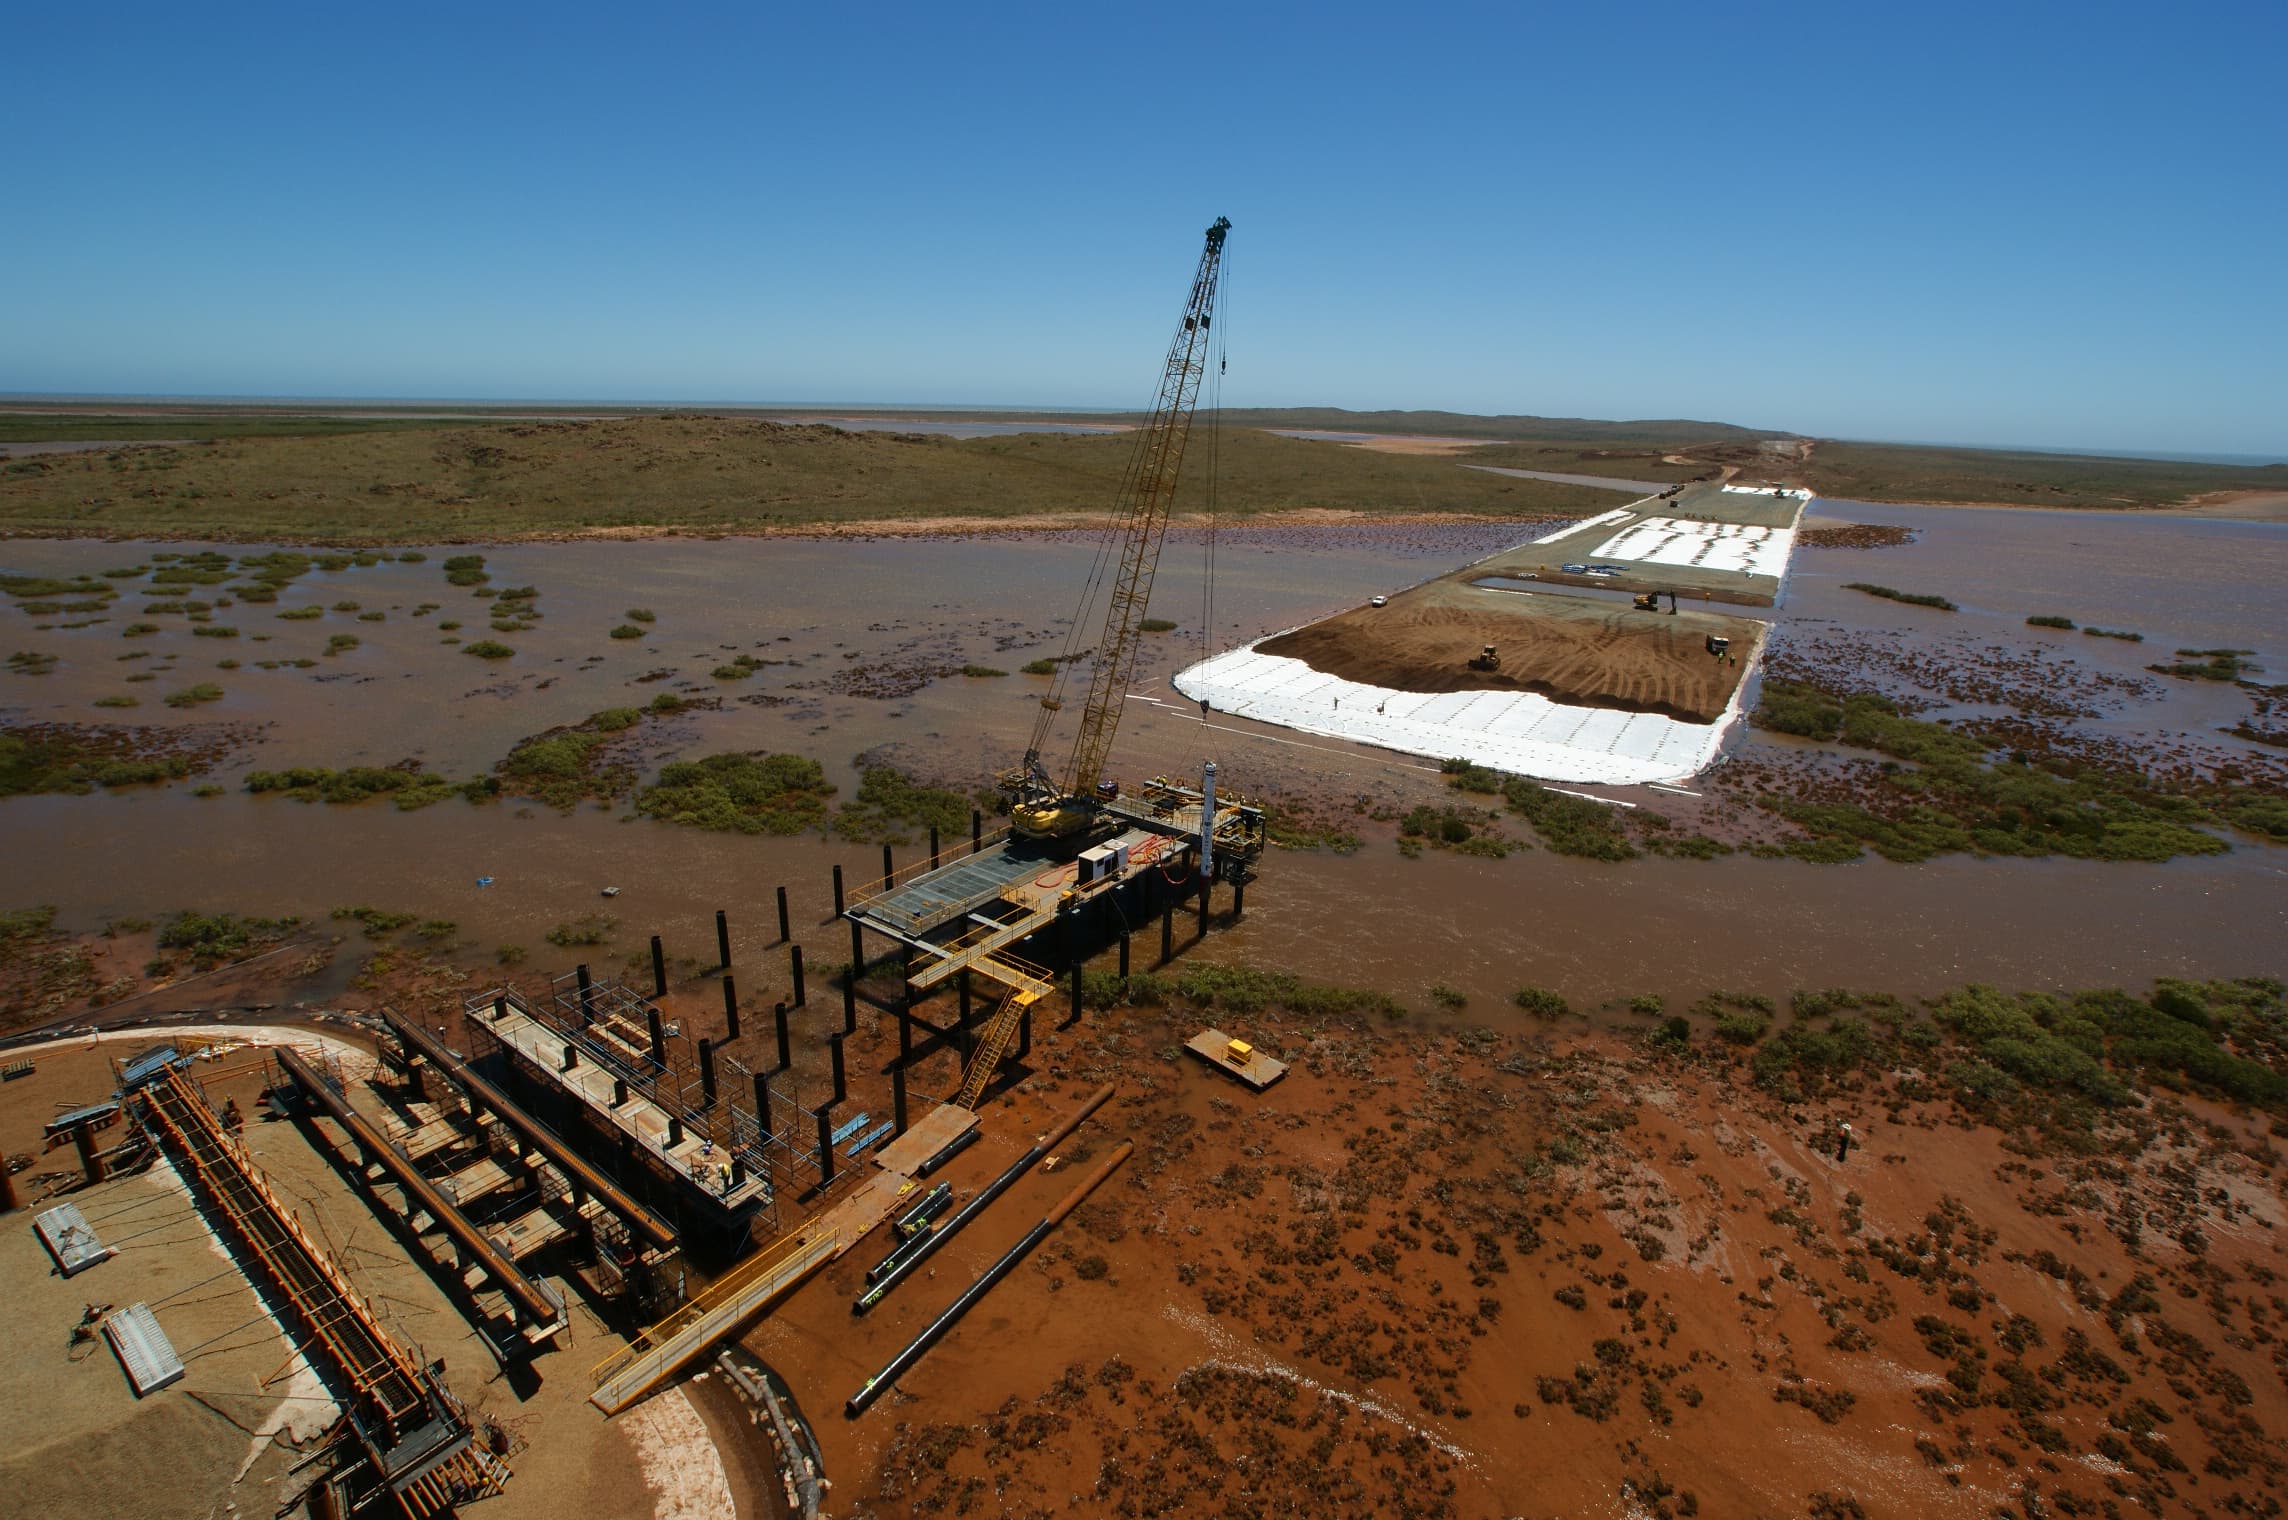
(864, 1219, 940, 1286)
(776, 885, 791, 943)
(915, 1124, 979, 1178)
(716, 909, 732, 969)
(853, 1083, 1112, 1314)
(791, 943, 806, 1007)
(832, 863, 844, 919)
(847, 1140, 1132, 1415)
(722, 974, 740, 1039)
(894, 1181, 954, 1239)
(650, 935, 667, 998)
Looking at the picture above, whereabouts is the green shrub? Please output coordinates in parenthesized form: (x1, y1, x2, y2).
(277, 605, 323, 620)
(463, 639, 514, 659)
(545, 914, 614, 947)
(2026, 615, 2076, 629)
(325, 634, 359, 655)
(1139, 618, 1178, 632)
(248, 765, 456, 810)
(608, 623, 644, 639)
(164, 683, 224, 707)
(1020, 658, 1058, 675)
(834, 765, 971, 844)
(625, 608, 656, 622)
(635, 752, 837, 835)
(1503, 778, 1635, 860)
(157, 910, 299, 967)
(1513, 986, 1570, 1019)
(1844, 582, 1957, 611)
(192, 624, 238, 638)
(960, 664, 1008, 678)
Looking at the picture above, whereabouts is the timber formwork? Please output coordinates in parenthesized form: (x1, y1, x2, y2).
(137, 1065, 505, 1519)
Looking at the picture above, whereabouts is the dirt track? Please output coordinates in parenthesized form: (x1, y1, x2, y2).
(1261, 581, 1756, 724)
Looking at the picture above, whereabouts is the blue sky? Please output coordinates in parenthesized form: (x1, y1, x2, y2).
(5, 2, 2282, 458)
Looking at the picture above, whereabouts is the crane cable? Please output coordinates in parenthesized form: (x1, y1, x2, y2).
(1030, 244, 1190, 768)
(1200, 237, 1227, 688)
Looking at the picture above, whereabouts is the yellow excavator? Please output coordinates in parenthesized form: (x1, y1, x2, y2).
(1001, 217, 1232, 840)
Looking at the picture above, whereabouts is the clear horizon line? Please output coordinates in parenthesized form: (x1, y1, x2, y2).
(0, 390, 2279, 467)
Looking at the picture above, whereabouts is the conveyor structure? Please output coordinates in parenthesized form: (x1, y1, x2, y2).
(137, 1065, 506, 1519)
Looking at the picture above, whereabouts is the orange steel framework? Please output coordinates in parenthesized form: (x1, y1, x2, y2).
(138, 1064, 505, 1519)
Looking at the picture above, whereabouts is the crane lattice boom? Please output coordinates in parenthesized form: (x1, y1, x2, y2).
(1009, 216, 1230, 838)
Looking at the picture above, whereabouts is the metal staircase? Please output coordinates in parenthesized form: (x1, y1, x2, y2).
(954, 980, 1039, 1110)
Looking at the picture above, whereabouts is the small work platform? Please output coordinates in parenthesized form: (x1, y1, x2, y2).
(1185, 1029, 1288, 1091)
(489, 1206, 573, 1263)
(35, 1201, 115, 1276)
(871, 1104, 980, 1176)
(105, 1302, 185, 1396)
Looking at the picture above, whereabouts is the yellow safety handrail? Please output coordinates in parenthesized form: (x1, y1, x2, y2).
(844, 822, 1018, 909)
(590, 1224, 825, 1389)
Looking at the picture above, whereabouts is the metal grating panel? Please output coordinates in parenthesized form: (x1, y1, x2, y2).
(34, 1201, 116, 1276)
(121, 1043, 188, 1088)
(105, 1303, 185, 1396)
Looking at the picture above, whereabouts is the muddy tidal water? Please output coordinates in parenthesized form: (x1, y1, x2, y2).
(3, 503, 2284, 1017)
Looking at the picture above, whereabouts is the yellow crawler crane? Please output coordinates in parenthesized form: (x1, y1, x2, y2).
(1002, 216, 1231, 840)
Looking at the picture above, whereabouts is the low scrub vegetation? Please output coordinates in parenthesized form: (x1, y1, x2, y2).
(1751, 678, 2272, 860)
(1843, 582, 1957, 611)
(833, 765, 973, 845)
(1734, 977, 2287, 1122)
(247, 764, 471, 810)
(634, 751, 837, 834)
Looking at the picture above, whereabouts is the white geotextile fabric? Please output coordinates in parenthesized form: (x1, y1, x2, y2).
(1531, 506, 1636, 544)
(1590, 518, 1795, 578)
(1171, 645, 1742, 785)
